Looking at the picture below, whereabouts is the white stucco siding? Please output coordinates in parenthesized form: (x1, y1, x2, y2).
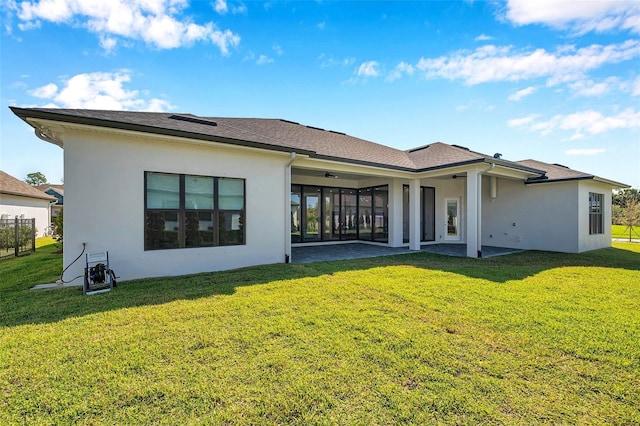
(0, 194, 51, 236)
(481, 178, 580, 253)
(577, 181, 613, 252)
(62, 130, 287, 282)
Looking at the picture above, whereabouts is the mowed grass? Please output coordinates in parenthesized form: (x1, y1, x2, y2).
(612, 224, 640, 239)
(1, 240, 639, 424)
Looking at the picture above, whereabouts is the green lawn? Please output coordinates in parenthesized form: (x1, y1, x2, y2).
(1, 240, 639, 424)
(612, 224, 640, 240)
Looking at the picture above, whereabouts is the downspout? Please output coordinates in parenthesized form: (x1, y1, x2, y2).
(284, 152, 297, 263)
(476, 162, 495, 258)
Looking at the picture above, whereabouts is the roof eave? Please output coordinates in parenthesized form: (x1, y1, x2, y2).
(10, 107, 317, 157)
(525, 175, 629, 188)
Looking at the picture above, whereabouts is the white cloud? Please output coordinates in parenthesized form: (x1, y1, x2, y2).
(632, 76, 640, 96)
(568, 77, 620, 97)
(26, 71, 174, 111)
(508, 86, 537, 101)
(415, 40, 640, 86)
(273, 44, 283, 56)
(356, 61, 380, 77)
(505, 0, 640, 34)
(14, 0, 240, 54)
(386, 61, 415, 82)
(28, 82, 58, 98)
(214, 0, 228, 14)
(318, 54, 355, 68)
(474, 34, 494, 41)
(256, 54, 273, 65)
(507, 114, 542, 127)
(509, 108, 640, 139)
(317, 21, 326, 30)
(565, 148, 606, 156)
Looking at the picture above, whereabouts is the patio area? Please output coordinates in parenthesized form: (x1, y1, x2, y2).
(291, 243, 523, 264)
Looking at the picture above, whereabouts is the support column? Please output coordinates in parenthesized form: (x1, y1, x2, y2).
(466, 169, 479, 258)
(409, 179, 421, 251)
(388, 179, 404, 247)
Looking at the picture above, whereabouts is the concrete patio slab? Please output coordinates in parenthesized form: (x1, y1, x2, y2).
(291, 243, 523, 264)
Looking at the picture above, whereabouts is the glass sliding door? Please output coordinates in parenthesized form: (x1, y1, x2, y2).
(445, 198, 460, 240)
(421, 187, 435, 242)
(373, 186, 388, 242)
(323, 187, 340, 241)
(358, 188, 373, 241)
(303, 186, 321, 242)
(341, 188, 358, 240)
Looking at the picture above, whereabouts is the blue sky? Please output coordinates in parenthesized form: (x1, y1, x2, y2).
(1, 0, 639, 188)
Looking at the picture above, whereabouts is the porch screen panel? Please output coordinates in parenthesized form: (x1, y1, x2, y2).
(358, 188, 372, 241)
(421, 187, 435, 241)
(341, 189, 358, 240)
(403, 185, 410, 243)
(291, 185, 302, 243)
(373, 186, 388, 242)
(324, 187, 340, 241)
(303, 186, 321, 242)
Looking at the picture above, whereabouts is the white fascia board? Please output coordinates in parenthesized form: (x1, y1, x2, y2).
(31, 119, 303, 160)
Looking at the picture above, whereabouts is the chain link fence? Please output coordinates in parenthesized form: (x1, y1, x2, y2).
(0, 217, 36, 259)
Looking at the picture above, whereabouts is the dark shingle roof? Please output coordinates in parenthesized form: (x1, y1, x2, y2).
(407, 142, 489, 170)
(10, 108, 604, 181)
(0, 171, 57, 201)
(516, 160, 594, 182)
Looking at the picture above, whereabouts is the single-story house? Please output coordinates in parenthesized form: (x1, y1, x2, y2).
(10, 107, 628, 282)
(0, 170, 56, 237)
(37, 184, 64, 224)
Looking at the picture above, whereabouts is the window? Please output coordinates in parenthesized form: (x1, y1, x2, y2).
(145, 172, 245, 250)
(589, 192, 604, 235)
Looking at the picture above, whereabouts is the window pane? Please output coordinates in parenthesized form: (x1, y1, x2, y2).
(219, 211, 244, 245)
(185, 175, 213, 210)
(589, 192, 604, 234)
(185, 211, 214, 247)
(145, 211, 179, 249)
(147, 173, 179, 209)
(219, 178, 244, 210)
(447, 199, 459, 237)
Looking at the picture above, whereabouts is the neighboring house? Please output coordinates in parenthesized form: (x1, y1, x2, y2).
(0, 170, 56, 237)
(37, 184, 64, 224)
(10, 107, 628, 282)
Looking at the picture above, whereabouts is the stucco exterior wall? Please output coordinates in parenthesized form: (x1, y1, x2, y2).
(577, 181, 613, 252)
(481, 177, 580, 252)
(0, 193, 51, 236)
(62, 130, 288, 282)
